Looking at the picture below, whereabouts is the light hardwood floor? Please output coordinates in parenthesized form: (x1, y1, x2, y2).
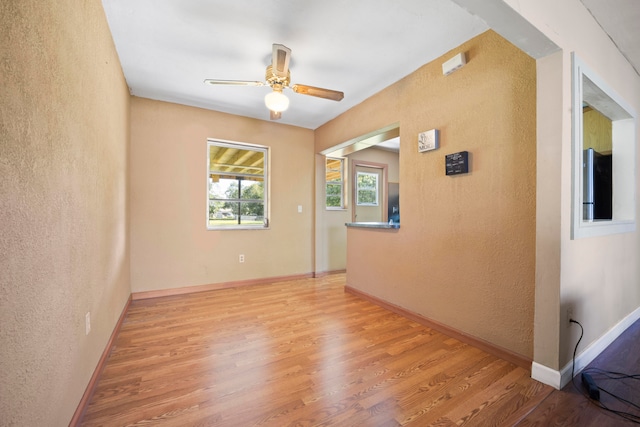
(81, 274, 553, 426)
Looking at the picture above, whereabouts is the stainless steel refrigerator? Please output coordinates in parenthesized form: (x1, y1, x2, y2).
(583, 148, 612, 221)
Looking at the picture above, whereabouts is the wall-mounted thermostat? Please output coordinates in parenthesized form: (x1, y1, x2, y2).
(418, 129, 439, 152)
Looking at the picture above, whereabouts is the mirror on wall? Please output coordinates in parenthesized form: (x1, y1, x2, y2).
(571, 53, 637, 239)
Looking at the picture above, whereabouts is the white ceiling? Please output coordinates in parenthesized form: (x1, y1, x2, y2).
(102, 0, 488, 129)
(580, 0, 640, 77)
(102, 0, 639, 130)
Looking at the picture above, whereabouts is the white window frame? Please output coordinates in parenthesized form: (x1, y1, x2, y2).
(207, 139, 269, 230)
(356, 171, 379, 206)
(326, 157, 345, 210)
(571, 53, 637, 239)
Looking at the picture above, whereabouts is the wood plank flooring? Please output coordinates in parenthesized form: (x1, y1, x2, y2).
(81, 274, 554, 426)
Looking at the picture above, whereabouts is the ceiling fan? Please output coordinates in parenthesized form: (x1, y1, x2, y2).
(204, 44, 344, 120)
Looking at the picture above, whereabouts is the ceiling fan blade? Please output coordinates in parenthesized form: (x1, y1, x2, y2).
(292, 84, 344, 101)
(270, 110, 282, 120)
(204, 79, 264, 86)
(272, 44, 291, 79)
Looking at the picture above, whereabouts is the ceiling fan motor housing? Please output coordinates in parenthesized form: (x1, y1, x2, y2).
(266, 65, 290, 88)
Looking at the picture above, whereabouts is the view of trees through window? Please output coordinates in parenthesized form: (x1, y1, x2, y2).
(208, 141, 267, 229)
(326, 157, 344, 208)
(356, 172, 378, 205)
(208, 178, 264, 223)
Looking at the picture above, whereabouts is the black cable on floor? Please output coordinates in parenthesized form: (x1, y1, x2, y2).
(570, 319, 640, 424)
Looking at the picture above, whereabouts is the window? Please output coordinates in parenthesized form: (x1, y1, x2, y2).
(571, 53, 637, 239)
(356, 172, 378, 206)
(207, 140, 268, 229)
(326, 157, 345, 209)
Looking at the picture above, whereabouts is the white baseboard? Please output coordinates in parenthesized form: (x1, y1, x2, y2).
(532, 305, 640, 389)
(531, 362, 562, 389)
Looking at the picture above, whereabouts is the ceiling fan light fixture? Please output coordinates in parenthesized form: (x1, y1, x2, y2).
(264, 90, 289, 112)
(206, 43, 343, 120)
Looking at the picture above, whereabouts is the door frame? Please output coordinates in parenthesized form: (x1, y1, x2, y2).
(351, 160, 388, 223)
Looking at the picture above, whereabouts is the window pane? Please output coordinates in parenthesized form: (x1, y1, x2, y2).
(326, 157, 344, 209)
(326, 196, 342, 207)
(326, 183, 342, 196)
(326, 182, 342, 207)
(326, 158, 342, 182)
(208, 141, 268, 229)
(358, 190, 376, 204)
(209, 145, 265, 177)
(357, 172, 378, 206)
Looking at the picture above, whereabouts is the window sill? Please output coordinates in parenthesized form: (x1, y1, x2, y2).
(572, 219, 635, 239)
(345, 222, 400, 230)
(207, 225, 269, 231)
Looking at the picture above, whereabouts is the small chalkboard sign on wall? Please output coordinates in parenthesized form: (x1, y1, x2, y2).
(445, 151, 469, 175)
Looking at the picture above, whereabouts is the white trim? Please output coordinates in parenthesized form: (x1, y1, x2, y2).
(570, 53, 637, 239)
(531, 362, 562, 389)
(532, 306, 640, 389)
(206, 139, 270, 230)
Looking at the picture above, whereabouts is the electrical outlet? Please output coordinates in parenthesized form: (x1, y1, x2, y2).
(85, 312, 91, 335)
(566, 307, 574, 326)
(239, 254, 245, 263)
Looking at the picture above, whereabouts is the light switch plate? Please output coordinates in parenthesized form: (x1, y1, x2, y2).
(418, 129, 439, 152)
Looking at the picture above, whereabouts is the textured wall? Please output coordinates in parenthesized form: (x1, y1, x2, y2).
(129, 98, 314, 292)
(583, 108, 612, 152)
(316, 30, 537, 358)
(0, 0, 131, 425)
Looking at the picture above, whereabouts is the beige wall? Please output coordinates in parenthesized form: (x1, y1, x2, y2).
(510, 0, 640, 374)
(349, 147, 400, 183)
(129, 98, 315, 292)
(583, 107, 612, 153)
(0, 0, 131, 425)
(316, 30, 537, 358)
